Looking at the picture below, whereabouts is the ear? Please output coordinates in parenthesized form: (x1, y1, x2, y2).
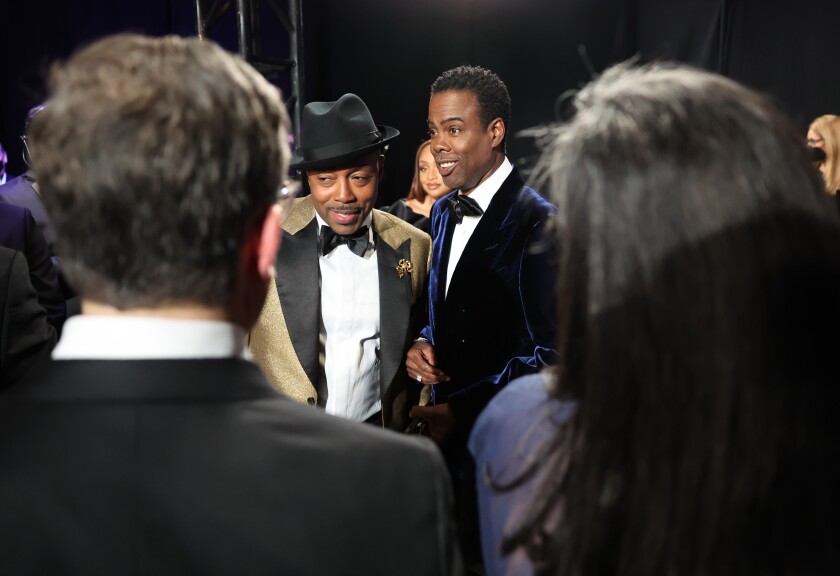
(377, 154, 385, 177)
(227, 204, 281, 330)
(256, 204, 282, 280)
(489, 118, 506, 148)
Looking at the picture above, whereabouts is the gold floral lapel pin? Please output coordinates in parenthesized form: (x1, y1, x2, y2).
(396, 259, 414, 279)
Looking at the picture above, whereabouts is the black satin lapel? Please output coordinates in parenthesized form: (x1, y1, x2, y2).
(275, 219, 321, 386)
(376, 236, 412, 393)
(448, 169, 524, 295)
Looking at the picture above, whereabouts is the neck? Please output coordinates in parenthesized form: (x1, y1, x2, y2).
(82, 300, 228, 322)
(461, 151, 506, 195)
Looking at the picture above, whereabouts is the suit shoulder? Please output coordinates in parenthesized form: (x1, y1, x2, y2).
(373, 209, 431, 248)
(516, 186, 558, 221)
(283, 196, 316, 234)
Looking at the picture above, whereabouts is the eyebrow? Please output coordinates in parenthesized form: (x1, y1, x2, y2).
(427, 116, 465, 125)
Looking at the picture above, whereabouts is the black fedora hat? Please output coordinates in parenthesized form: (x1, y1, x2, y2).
(290, 93, 400, 169)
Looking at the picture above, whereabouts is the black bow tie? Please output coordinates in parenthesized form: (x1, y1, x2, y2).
(446, 193, 484, 224)
(319, 225, 370, 257)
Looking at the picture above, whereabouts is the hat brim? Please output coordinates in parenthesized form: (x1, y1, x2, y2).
(290, 125, 400, 170)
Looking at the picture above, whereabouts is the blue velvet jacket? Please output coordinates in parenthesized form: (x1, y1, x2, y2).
(419, 166, 559, 434)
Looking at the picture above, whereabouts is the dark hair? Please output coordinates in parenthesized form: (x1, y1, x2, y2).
(29, 34, 289, 308)
(407, 140, 432, 202)
(510, 63, 840, 575)
(431, 65, 510, 147)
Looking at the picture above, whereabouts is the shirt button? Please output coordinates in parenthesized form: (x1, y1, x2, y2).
(307, 397, 316, 406)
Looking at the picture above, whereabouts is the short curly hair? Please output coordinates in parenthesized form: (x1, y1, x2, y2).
(431, 65, 511, 142)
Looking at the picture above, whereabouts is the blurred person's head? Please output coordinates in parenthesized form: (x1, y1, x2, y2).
(20, 104, 47, 169)
(428, 65, 509, 193)
(512, 63, 840, 575)
(28, 34, 290, 329)
(291, 93, 398, 235)
(407, 140, 451, 203)
(808, 114, 840, 193)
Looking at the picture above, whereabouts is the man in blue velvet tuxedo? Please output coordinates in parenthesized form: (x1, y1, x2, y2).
(249, 93, 432, 431)
(406, 65, 559, 563)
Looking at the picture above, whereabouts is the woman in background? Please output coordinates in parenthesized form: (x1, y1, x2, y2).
(807, 114, 840, 195)
(383, 139, 450, 232)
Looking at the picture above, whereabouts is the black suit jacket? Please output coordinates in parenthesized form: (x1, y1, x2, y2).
(0, 357, 460, 575)
(250, 196, 432, 429)
(0, 174, 79, 317)
(0, 247, 55, 389)
(420, 167, 559, 436)
(0, 201, 65, 331)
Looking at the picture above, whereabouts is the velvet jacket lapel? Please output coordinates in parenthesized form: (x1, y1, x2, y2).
(425, 199, 455, 344)
(427, 168, 525, 336)
(446, 169, 524, 300)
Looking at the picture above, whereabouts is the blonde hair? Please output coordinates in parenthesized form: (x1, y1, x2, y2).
(809, 114, 840, 194)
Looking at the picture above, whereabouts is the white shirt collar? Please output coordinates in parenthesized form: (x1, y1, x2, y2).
(52, 316, 248, 360)
(459, 156, 513, 210)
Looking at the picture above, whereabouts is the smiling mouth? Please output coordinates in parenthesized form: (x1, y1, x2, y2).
(437, 160, 456, 176)
(328, 207, 362, 225)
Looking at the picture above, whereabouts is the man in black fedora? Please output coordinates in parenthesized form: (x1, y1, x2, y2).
(250, 93, 432, 430)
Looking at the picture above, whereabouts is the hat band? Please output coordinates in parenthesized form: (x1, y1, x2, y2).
(300, 130, 382, 164)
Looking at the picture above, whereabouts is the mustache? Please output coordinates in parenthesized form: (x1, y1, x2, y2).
(327, 206, 363, 214)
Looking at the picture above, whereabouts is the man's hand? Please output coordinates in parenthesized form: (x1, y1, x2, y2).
(408, 403, 454, 444)
(406, 340, 451, 385)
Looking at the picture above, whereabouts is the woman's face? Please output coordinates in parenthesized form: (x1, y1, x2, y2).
(418, 145, 451, 200)
(807, 129, 825, 150)
(808, 129, 827, 174)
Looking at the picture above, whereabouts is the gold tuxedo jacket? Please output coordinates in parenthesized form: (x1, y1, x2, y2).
(250, 196, 431, 429)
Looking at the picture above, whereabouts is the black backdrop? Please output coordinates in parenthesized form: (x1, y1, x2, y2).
(2, 0, 839, 205)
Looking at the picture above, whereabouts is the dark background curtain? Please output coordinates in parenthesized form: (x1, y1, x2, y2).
(2, 0, 838, 205)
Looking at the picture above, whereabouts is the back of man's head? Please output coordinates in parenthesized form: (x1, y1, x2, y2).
(29, 34, 289, 312)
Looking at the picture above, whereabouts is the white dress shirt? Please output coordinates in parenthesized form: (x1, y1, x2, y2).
(52, 316, 248, 360)
(315, 212, 382, 421)
(445, 157, 513, 297)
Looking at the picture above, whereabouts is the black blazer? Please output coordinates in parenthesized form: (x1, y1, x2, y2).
(0, 357, 460, 575)
(0, 247, 55, 389)
(0, 201, 65, 331)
